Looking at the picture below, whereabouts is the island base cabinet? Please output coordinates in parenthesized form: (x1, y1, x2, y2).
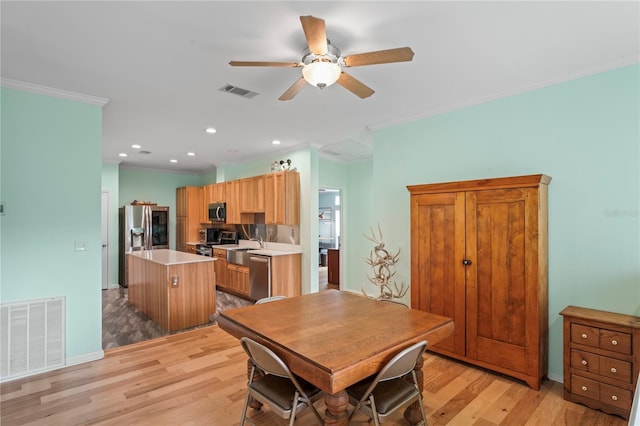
(127, 254, 215, 332)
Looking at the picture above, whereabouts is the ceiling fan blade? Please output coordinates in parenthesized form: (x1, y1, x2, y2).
(342, 47, 415, 67)
(279, 77, 307, 101)
(300, 15, 327, 55)
(229, 61, 301, 67)
(337, 72, 374, 99)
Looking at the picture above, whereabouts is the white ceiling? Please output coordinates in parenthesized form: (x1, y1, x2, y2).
(2, 1, 638, 172)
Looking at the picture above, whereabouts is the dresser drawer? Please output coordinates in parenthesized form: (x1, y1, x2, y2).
(571, 375, 600, 401)
(599, 356, 632, 383)
(571, 323, 632, 354)
(600, 329, 631, 354)
(571, 324, 599, 348)
(570, 349, 599, 373)
(570, 349, 633, 384)
(600, 382, 632, 411)
(571, 375, 633, 412)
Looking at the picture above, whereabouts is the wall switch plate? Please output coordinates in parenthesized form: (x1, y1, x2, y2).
(74, 240, 88, 251)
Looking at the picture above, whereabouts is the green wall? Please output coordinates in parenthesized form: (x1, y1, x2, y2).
(118, 167, 202, 252)
(1, 88, 103, 360)
(343, 64, 640, 381)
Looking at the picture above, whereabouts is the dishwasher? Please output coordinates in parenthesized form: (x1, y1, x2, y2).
(248, 254, 271, 300)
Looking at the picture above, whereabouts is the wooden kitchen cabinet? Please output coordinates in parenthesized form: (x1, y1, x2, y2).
(225, 180, 242, 224)
(407, 174, 551, 390)
(561, 306, 640, 419)
(240, 175, 265, 213)
(227, 263, 249, 296)
(176, 186, 203, 252)
(264, 171, 300, 225)
(203, 182, 226, 219)
(204, 182, 226, 204)
(271, 254, 302, 298)
(213, 248, 228, 288)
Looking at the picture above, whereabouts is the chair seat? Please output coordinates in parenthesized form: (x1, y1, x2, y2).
(347, 377, 417, 415)
(250, 375, 321, 411)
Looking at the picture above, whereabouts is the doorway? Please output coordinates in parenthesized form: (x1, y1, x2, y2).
(318, 188, 341, 290)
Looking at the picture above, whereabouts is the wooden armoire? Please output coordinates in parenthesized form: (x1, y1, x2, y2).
(407, 174, 551, 390)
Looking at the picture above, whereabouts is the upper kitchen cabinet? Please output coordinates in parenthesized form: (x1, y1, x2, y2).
(176, 186, 203, 252)
(225, 180, 241, 224)
(265, 171, 300, 225)
(240, 175, 265, 213)
(203, 183, 226, 218)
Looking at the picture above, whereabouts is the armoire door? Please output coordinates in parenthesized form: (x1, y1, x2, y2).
(464, 187, 542, 377)
(410, 191, 466, 356)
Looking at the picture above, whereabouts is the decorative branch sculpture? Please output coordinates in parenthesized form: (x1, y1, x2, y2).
(362, 223, 408, 300)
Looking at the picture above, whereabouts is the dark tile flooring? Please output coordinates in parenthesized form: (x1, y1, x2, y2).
(102, 287, 252, 350)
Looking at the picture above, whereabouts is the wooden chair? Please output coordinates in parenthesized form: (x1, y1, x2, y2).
(240, 337, 323, 425)
(346, 340, 428, 425)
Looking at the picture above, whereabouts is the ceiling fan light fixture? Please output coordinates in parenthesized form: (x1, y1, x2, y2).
(302, 61, 341, 89)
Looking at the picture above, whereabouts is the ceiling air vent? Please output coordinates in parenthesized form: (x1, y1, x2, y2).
(138, 150, 152, 155)
(219, 84, 258, 99)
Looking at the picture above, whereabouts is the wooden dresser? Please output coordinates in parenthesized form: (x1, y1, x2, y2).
(560, 306, 640, 419)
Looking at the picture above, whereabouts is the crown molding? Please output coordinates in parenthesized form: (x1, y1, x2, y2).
(1, 78, 109, 106)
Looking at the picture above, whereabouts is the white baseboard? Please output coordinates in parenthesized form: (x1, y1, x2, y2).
(1, 350, 104, 383)
(66, 350, 105, 367)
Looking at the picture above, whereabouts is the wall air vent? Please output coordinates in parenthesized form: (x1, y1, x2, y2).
(219, 84, 258, 99)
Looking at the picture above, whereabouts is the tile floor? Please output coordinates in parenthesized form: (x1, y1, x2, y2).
(103, 267, 336, 350)
(102, 287, 252, 349)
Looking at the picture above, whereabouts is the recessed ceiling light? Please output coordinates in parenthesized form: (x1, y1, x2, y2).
(205, 127, 217, 134)
(118, 153, 127, 157)
(170, 159, 178, 163)
(131, 144, 141, 149)
(187, 152, 196, 156)
(272, 140, 281, 145)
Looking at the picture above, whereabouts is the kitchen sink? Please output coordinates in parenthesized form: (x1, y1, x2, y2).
(226, 248, 253, 266)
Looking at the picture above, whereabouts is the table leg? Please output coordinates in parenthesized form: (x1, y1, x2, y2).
(246, 359, 263, 410)
(323, 390, 349, 425)
(404, 353, 425, 425)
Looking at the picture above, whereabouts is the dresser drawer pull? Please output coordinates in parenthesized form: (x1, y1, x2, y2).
(581, 360, 588, 365)
(611, 340, 618, 346)
(581, 333, 588, 339)
(611, 395, 618, 401)
(581, 386, 588, 391)
(611, 367, 617, 373)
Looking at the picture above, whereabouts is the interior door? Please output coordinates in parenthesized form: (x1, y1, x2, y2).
(101, 191, 109, 290)
(410, 192, 466, 356)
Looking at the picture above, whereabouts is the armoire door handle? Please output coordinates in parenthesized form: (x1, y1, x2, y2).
(462, 259, 472, 266)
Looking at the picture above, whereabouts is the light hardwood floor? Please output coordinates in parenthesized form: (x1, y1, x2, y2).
(1, 325, 627, 426)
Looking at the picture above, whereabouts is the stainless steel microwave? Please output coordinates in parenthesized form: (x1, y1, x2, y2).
(208, 202, 226, 223)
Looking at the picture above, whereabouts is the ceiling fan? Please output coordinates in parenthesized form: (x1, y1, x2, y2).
(229, 15, 414, 101)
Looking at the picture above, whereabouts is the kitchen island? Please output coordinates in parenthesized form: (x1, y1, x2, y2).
(127, 249, 216, 332)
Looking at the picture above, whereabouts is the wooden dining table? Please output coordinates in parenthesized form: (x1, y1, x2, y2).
(218, 290, 454, 425)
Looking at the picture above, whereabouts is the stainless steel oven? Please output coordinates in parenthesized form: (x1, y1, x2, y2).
(195, 244, 213, 257)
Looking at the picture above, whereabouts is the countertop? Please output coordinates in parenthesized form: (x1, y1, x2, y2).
(215, 241, 302, 257)
(127, 249, 216, 265)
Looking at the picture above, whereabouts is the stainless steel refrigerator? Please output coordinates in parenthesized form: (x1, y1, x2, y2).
(118, 205, 169, 287)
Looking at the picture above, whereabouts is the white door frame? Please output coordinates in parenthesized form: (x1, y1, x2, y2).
(101, 191, 109, 290)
